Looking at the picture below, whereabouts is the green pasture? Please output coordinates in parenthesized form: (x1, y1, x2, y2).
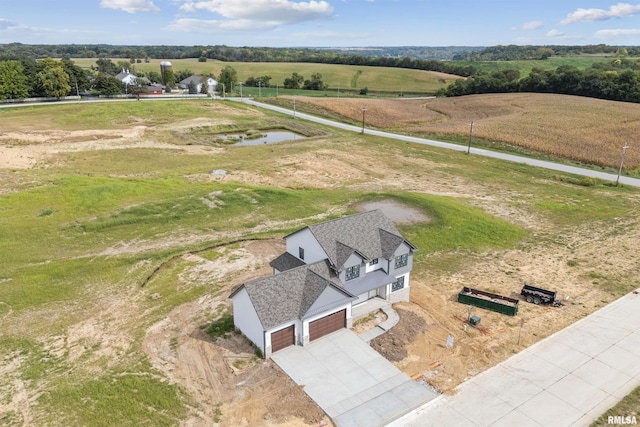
(72, 57, 461, 95)
(457, 55, 639, 76)
(1, 99, 639, 425)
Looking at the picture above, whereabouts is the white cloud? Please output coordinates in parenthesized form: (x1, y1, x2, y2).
(518, 21, 543, 30)
(595, 28, 640, 37)
(561, 2, 640, 24)
(0, 18, 17, 30)
(547, 29, 565, 37)
(172, 0, 334, 32)
(100, 0, 160, 13)
(167, 18, 278, 32)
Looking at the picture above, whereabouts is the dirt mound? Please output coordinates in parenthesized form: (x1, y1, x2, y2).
(370, 307, 426, 362)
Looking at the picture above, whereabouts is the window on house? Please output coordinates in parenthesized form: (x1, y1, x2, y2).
(369, 258, 378, 266)
(394, 254, 408, 268)
(299, 247, 304, 260)
(345, 265, 360, 281)
(392, 276, 405, 292)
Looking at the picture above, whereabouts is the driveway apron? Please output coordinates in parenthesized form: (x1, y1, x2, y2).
(271, 329, 438, 427)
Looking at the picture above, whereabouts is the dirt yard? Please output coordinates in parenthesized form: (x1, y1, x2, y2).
(2, 105, 640, 426)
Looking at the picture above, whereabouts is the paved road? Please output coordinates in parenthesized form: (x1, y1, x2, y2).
(238, 98, 640, 188)
(4, 96, 638, 187)
(388, 289, 640, 427)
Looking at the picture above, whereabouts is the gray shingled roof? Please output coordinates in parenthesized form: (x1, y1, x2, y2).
(306, 209, 414, 270)
(269, 252, 306, 272)
(237, 261, 351, 330)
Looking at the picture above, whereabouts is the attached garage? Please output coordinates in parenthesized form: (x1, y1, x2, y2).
(271, 325, 295, 353)
(309, 309, 346, 341)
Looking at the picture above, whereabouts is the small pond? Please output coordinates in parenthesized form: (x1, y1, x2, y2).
(215, 130, 303, 146)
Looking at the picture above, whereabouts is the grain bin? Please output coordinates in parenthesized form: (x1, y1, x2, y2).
(160, 61, 173, 85)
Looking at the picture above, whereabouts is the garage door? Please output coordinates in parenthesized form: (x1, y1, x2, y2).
(309, 309, 346, 341)
(271, 325, 295, 353)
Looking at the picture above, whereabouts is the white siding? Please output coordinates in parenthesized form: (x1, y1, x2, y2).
(305, 286, 351, 316)
(393, 242, 412, 257)
(389, 272, 410, 303)
(231, 288, 265, 354)
(365, 258, 383, 273)
(285, 228, 327, 264)
(391, 242, 413, 275)
(339, 253, 364, 282)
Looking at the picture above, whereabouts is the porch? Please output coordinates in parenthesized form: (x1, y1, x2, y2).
(351, 296, 390, 320)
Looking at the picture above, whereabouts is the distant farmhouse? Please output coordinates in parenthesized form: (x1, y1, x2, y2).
(179, 75, 217, 94)
(230, 210, 416, 358)
(115, 69, 137, 86)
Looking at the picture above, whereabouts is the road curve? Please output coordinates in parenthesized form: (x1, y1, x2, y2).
(3, 96, 638, 188)
(237, 97, 640, 188)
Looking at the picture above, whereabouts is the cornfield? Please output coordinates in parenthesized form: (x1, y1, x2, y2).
(291, 93, 640, 171)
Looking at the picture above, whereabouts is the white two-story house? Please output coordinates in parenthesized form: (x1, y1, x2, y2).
(229, 209, 416, 357)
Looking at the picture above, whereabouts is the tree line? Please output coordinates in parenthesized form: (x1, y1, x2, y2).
(440, 59, 640, 103)
(0, 43, 478, 77)
(454, 44, 640, 61)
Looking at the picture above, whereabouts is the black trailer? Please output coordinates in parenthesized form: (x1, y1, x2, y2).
(520, 284, 557, 305)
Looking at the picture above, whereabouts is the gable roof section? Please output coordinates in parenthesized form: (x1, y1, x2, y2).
(306, 210, 414, 270)
(269, 251, 306, 272)
(179, 75, 202, 85)
(232, 261, 352, 330)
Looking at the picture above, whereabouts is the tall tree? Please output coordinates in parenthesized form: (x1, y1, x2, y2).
(283, 72, 304, 89)
(217, 66, 237, 94)
(35, 58, 71, 98)
(93, 73, 123, 95)
(0, 60, 30, 99)
(37, 66, 71, 98)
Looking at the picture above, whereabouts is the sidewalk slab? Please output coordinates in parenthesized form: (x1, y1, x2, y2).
(389, 289, 640, 427)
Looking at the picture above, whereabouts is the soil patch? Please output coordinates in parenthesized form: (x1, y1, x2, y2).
(370, 306, 426, 362)
(355, 199, 431, 224)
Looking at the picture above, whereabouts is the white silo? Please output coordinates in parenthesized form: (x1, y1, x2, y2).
(160, 61, 173, 85)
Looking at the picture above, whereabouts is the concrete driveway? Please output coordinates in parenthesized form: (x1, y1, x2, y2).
(390, 289, 640, 427)
(271, 329, 437, 427)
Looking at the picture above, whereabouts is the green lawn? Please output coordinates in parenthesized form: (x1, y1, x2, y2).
(1, 99, 639, 426)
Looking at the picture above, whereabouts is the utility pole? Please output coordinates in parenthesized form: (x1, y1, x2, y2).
(239, 83, 243, 102)
(467, 121, 474, 154)
(616, 143, 630, 186)
(361, 107, 367, 134)
(258, 80, 262, 97)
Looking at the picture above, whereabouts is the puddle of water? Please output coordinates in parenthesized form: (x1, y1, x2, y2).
(357, 200, 430, 224)
(215, 131, 302, 146)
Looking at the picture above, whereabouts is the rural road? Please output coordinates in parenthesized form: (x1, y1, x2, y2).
(3, 96, 639, 188)
(238, 98, 640, 188)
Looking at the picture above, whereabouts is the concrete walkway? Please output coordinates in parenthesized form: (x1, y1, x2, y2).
(359, 305, 401, 343)
(389, 289, 640, 427)
(271, 329, 437, 427)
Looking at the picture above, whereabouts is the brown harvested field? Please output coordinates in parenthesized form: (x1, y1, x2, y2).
(286, 93, 640, 171)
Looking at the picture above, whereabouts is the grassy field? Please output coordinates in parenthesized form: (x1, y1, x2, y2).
(71, 57, 462, 95)
(456, 55, 635, 75)
(1, 99, 639, 425)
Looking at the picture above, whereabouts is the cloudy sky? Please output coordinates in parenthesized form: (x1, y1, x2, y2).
(1, 1, 639, 46)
